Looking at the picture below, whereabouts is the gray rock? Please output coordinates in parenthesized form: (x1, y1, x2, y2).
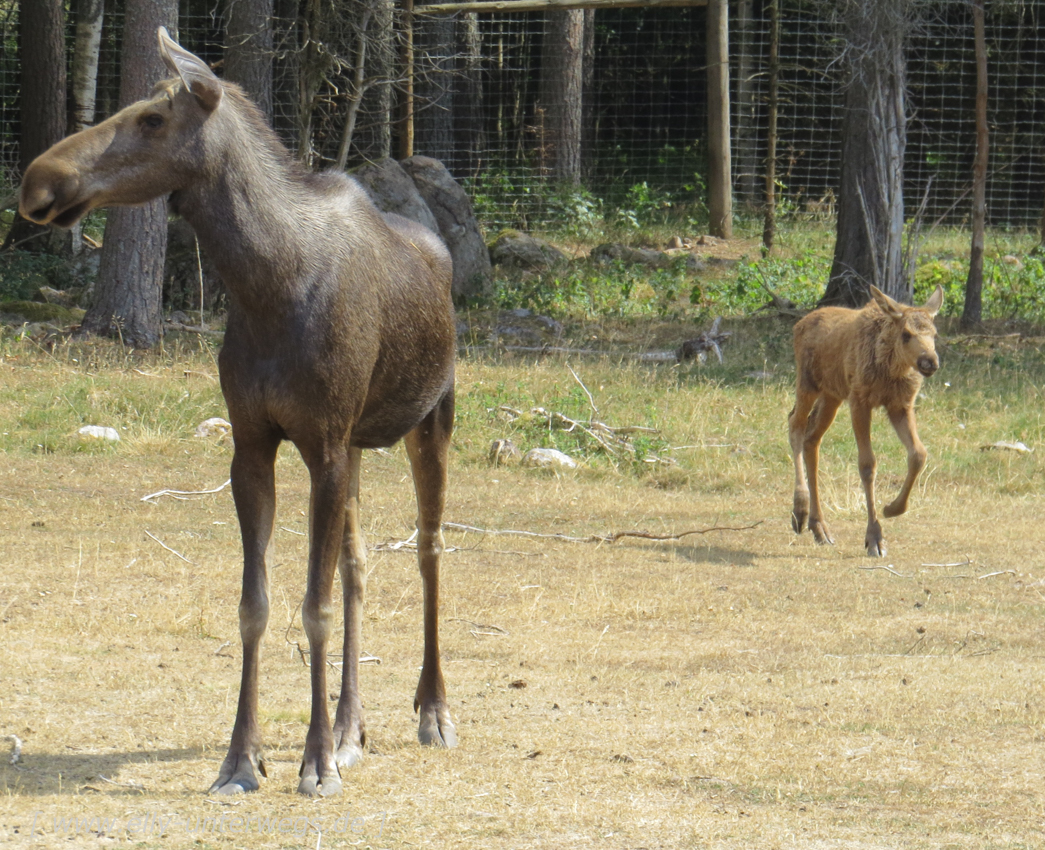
(401, 156, 493, 303)
(488, 231, 567, 272)
(522, 448, 578, 470)
(352, 158, 440, 235)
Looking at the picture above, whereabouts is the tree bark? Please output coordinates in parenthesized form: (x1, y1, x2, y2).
(822, 0, 909, 307)
(762, 0, 779, 255)
(539, 9, 585, 185)
(4, 0, 67, 252)
(961, 0, 987, 330)
(414, 1, 456, 166)
(225, 0, 275, 122)
(734, 0, 758, 209)
(72, 0, 105, 132)
(80, 0, 177, 349)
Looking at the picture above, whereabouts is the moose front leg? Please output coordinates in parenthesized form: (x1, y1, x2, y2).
(405, 393, 458, 749)
(332, 447, 367, 771)
(850, 403, 885, 557)
(882, 405, 927, 519)
(210, 432, 279, 795)
(297, 447, 351, 797)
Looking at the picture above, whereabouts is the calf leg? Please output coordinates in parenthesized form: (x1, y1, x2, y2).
(333, 447, 367, 770)
(803, 395, 842, 545)
(297, 444, 352, 797)
(404, 389, 458, 749)
(882, 405, 927, 518)
(851, 402, 884, 556)
(210, 430, 280, 795)
(788, 390, 816, 534)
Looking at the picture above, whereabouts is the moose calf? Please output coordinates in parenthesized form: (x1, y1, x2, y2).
(788, 285, 944, 556)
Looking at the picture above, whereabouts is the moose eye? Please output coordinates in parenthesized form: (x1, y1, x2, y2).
(901, 330, 912, 343)
(142, 114, 165, 131)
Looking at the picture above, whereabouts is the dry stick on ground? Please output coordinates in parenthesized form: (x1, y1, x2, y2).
(497, 405, 664, 462)
(140, 479, 232, 503)
(144, 530, 196, 565)
(442, 520, 763, 545)
(857, 565, 912, 578)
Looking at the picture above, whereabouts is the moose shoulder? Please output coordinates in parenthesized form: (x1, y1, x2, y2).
(788, 285, 944, 557)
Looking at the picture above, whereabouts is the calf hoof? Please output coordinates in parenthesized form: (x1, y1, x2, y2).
(791, 509, 807, 535)
(792, 492, 810, 534)
(333, 725, 365, 770)
(297, 753, 342, 797)
(808, 518, 834, 546)
(209, 751, 266, 795)
(865, 522, 886, 557)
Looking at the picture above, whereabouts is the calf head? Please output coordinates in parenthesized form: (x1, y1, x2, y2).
(19, 28, 223, 229)
(871, 285, 944, 377)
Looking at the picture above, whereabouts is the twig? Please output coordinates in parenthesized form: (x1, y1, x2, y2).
(443, 520, 763, 544)
(449, 618, 510, 637)
(98, 774, 145, 792)
(566, 362, 598, 415)
(141, 478, 231, 503)
(857, 565, 911, 578)
(922, 558, 971, 568)
(144, 531, 196, 566)
(978, 570, 1016, 580)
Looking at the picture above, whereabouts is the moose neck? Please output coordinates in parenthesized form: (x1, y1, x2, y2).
(171, 96, 327, 317)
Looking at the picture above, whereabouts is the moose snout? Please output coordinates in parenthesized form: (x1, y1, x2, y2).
(18, 160, 83, 226)
(917, 354, 939, 377)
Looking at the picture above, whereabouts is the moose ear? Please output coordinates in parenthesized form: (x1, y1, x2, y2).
(157, 27, 223, 112)
(869, 285, 905, 320)
(922, 284, 944, 316)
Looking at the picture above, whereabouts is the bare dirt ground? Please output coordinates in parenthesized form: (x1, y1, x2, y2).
(1, 344, 1043, 849)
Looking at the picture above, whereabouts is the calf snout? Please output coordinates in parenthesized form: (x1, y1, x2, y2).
(19, 158, 83, 227)
(917, 354, 939, 377)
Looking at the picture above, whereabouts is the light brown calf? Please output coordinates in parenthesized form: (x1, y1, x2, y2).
(789, 285, 944, 556)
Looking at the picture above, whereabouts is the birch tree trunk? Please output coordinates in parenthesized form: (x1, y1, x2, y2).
(961, 0, 988, 330)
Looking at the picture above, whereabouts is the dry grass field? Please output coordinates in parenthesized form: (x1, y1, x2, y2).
(0, 319, 1043, 849)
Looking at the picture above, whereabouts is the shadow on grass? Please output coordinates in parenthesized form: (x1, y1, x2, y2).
(0, 747, 201, 796)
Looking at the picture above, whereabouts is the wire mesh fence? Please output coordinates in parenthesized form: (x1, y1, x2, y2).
(0, 1, 1043, 232)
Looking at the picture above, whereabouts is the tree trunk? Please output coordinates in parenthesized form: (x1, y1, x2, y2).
(822, 0, 909, 307)
(4, 0, 67, 252)
(539, 9, 584, 185)
(225, 0, 275, 122)
(72, 0, 105, 132)
(706, 0, 732, 238)
(366, 0, 395, 160)
(80, 0, 177, 349)
(453, 11, 484, 177)
(961, 0, 987, 330)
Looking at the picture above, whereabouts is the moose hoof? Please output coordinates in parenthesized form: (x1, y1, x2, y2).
(418, 705, 458, 749)
(809, 519, 834, 546)
(865, 523, 886, 557)
(297, 754, 342, 797)
(791, 509, 807, 535)
(208, 752, 266, 795)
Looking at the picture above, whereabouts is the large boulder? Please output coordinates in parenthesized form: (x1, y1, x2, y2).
(401, 156, 493, 303)
(488, 230, 568, 272)
(352, 157, 440, 235)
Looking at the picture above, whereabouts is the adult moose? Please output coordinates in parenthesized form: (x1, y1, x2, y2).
(19, 29, 458, 797)
(789, 285, 944, 557)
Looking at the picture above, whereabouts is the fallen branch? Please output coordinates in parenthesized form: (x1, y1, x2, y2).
(978, 569, 1016, 580)
(141, 479, 231, 503)
(442, 520, 763, 544)
(144, 530, 196, 566)
(857, 565, 912, 578)
(676, 317, 732, 364)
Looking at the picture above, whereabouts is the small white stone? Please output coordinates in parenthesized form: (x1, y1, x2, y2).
(78, 425, 120, 442)
(522, 447, 577, 469)
(195, 417, 232, 438)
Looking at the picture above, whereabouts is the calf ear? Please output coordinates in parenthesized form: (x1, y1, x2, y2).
(869, 285, 905, 320)
(157, 27, 223, 112)
(922, 284, 944, 316)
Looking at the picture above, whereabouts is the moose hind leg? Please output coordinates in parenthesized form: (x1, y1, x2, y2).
(788, 391, 816, 534)
(405, 390, 458, 749)
(210, 431, 279, 795)
(333, 447, 367, 770)
(851, 403, 885, 556)
(804, 395, 842, 546)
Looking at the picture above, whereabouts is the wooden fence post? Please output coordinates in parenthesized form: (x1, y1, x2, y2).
(707, 0, 732, 238)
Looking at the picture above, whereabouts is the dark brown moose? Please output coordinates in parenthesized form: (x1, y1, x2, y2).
(788, 285, 944, 557)
(19, 29, 458, 797)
